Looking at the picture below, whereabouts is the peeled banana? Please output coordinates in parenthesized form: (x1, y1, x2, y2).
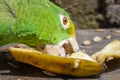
(8, 40, 120, 77)
(9, 47, 103, 77)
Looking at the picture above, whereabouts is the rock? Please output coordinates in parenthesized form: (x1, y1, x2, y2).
(82, 40, 91, 46)
(106, 0, 120, 25)
(93, 36, 102, 42)
(95, 29, 105, 32)
(104, 35, 111, 39)
(112, 29, 120, 35)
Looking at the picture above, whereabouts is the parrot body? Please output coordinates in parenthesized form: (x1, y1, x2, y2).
(0, 0, 107, 77)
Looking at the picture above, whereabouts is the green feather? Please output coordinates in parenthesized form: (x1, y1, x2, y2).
(0, 0, 73, 46)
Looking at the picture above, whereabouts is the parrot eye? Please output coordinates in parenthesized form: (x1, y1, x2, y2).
(63, 17, 68, 25)
(59, 14, 69, 29)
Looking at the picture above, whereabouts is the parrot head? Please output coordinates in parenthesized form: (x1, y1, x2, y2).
(42, 12, 80, 56)
(38, 1, 80, 56)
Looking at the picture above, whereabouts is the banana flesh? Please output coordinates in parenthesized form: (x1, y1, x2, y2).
(9, 47, 103, 77)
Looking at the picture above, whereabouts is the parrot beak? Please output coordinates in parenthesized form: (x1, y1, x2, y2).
(67, 36, 80, 52)
(43, 36, 80, 57)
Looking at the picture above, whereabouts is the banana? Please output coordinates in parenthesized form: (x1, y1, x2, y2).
(9, 47, 103, 77)
(92, 40, 120, 64)
(8, 40, 120, 77)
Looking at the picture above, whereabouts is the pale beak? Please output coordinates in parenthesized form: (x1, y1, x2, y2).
(67, 36, 80, 52)
(42, 36, 80, 57)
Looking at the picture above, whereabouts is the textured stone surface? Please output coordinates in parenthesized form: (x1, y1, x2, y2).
(0, 29, 120, 80)
(106, 0, 120, 24)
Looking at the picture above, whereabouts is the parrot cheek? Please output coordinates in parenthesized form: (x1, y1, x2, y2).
(42, 36, 80, 57)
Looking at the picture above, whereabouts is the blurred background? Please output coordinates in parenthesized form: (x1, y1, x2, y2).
(50, 0, 120, 29)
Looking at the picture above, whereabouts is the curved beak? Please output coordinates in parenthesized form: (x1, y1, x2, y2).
(43, 36, 80, 57)
(67, 36, 80, 52)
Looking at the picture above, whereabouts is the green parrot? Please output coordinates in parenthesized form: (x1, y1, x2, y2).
(1, 0, 120, 77)
(0, 0, 107, 76)
(0, 0, 79, 56)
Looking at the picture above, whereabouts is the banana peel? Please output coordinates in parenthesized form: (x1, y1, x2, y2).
(8, 40, 120, 77)
(92, 40, 120, 64)
(9, 47, 103, 77)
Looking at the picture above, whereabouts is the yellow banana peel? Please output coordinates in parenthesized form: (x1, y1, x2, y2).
(9, 47, 103, 77)
(8, 40, 120, 77)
